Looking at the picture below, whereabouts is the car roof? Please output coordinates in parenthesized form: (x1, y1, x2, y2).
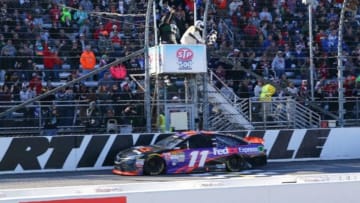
(175, 130, 217, 139)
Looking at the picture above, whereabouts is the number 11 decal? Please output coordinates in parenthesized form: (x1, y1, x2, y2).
(189, 151, 209, 167)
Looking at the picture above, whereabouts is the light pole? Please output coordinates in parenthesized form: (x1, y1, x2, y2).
(144, 0, 154, 132)
(302, 0, 315, 101)
(337, 0, 349, 127)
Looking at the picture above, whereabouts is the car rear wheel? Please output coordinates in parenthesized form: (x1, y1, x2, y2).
(226, 156, 245, 172)
(143, 155, 165, 175)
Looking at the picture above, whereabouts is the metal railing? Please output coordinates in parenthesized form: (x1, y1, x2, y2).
(207, 70, 253, 130)
(207, 69, 322, 130)
(249, 97, 321, 129)
(0, 99, 147, 136)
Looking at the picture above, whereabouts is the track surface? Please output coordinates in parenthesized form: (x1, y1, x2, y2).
(1, 159, 360, 189)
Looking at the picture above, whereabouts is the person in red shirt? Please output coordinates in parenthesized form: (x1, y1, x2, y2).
(93, 22, 107, 40)
(29, 73, 43, 96)
(104, 20, 121, 34)
(243, 21, 259, 47)
(49, 4, 61, 26)
(214, 0, 227, 10)
(42, 43, 62, 81)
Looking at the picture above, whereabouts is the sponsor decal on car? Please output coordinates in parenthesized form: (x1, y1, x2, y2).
(238, 147, 259, 154)
(170, 151, 185, 165)
(213, 148, 229, 156)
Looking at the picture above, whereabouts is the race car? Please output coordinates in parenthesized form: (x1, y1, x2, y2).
(112, 130, 267, 176)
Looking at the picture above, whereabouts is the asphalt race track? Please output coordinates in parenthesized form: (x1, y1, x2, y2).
(1, 159, 360, 189)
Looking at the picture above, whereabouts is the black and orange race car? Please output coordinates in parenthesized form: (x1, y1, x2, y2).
(113, 131, 267, 176)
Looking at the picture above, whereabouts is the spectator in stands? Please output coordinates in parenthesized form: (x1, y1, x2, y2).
(75, 83, 88, 124)
(110, 62, 127, 81)
(109, 24, 123, 50)
(259, 83, 276, 120)
(158, 7, 178, 44)
(1, 39, 17, 70)
(19, 84, 34, 102)
(43, 105, 58, 136)
(120, 77, 136, 100)
(85, 100, 102, 132)
(299, 79, 310, 104)
(253, 80, 263, 98)
(228, 0, 243, 17)
(259, 7, 272, 23)
(98, 71, 115, 88)
(60, 6, 72, 28)
(243, 20, 260, 48)
(80, 0, 94, 12)
(271, 50, 285, 79)
(93, 22, 107, 40)
(78, 32, 92, 51)
(96, 83, 112, 114)
(279, 73, 290, 90)
(73, 5, 89, 29)
(121, 103, 137, 125)
(29, 73, 42, 96)
(236, 79, 251, 98)
(286, 82, 299, 99)
(80, 45, 96, 80)
(227, 48, 241, 59)
(0, 85, 12, 103)
(49, 3, 61, 27)
(98, 31, 113, 56)
(97, 54, 109, 79)
(55, 86, 75, 127)
(43, 43, 62, 82)
(214, 64, 226, 80)
(180, 20, 205, 44)
(68, 40, 82, 70)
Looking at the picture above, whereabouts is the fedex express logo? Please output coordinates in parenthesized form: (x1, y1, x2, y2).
(176, 48, 194, 70)
(213, 147, 238, 155)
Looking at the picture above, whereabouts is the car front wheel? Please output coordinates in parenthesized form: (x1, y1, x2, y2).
(143, 154, 165, 175)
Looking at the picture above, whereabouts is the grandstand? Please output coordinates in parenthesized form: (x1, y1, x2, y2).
(0, 0, 359, 136)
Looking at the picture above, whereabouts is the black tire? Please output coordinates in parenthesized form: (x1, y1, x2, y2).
(143, 155, 165, 175)
(225, 156, 245, 172)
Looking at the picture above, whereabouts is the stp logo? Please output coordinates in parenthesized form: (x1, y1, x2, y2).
(176, 48, 193, 61)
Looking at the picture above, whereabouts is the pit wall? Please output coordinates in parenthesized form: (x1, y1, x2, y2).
(1, 127, 360, 174)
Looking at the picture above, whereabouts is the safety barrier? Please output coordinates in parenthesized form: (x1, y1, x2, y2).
(1, 128, 360, 174)
(1, 127, 360, 203)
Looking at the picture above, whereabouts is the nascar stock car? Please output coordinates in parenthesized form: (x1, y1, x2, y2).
(112, 130, 267, 176)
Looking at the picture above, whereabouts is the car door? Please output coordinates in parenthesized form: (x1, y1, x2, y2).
(170, 133, 214, 173)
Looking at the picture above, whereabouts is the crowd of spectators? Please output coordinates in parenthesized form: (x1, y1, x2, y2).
(209, 0, 360, 121)
(209, 0, 360, 100)
(0, 0, 360, 133)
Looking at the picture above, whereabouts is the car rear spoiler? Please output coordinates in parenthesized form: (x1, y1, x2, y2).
(243, 136, 264, 145)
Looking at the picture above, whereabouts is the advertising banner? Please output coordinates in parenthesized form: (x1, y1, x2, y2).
(149, 44, 207, 74)
(20, 197, 126, 203)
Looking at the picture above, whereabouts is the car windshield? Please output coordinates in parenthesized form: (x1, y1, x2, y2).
(154, 135, 185, 149)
